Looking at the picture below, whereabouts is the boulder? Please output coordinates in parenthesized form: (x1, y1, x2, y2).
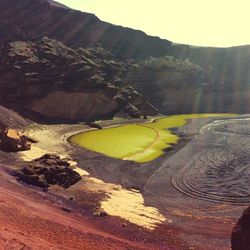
(15, 154, 81, 189)
(0, 128, 33, 152)
(231, 206, 250, 250)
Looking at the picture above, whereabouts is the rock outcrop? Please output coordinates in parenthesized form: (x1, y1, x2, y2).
(0, 37, 159, 122)
(125, 56, 205, 114)
(15, 154, 81, 189)
(231, 206, 250, 250)
(0, 128, 33, 152)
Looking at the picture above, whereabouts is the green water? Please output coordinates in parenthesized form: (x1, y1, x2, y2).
(70, 114, 234, 163)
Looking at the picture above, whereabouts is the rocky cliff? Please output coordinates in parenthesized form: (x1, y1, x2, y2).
(125, 56, 206, 114)
(0, 37, 158, 122)
(1, 0, 250, 117)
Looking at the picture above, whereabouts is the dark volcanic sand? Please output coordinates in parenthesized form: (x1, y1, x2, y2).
(72, 116, 250, 249)
(144, 117, 250, 249)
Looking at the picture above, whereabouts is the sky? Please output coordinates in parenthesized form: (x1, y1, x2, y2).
(56, 0, 250, 47)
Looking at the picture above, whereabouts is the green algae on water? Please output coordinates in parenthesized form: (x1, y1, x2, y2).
(70, 114, 234, 163)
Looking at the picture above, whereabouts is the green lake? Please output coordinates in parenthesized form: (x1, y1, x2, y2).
(70, 114, 234, 163)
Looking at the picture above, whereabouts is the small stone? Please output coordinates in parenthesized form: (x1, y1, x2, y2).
(93, 209, 107, 217)
(60, 207, 72, 213)
(69, 196, 74, 201)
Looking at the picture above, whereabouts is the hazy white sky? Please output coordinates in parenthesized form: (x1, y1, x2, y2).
(56, 0, 250, 47)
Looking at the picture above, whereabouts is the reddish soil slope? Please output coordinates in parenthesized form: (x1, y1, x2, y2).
(0, 171, 152, 250)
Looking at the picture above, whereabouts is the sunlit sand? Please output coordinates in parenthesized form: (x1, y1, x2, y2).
(19, 124, 167, 230)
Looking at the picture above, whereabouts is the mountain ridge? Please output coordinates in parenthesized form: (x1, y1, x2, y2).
(0, 0, 250, 118)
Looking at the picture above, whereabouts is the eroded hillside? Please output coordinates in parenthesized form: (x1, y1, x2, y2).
(1, 0, 250, 116)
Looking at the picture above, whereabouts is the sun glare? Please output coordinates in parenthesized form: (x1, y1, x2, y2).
(56, 0, 250, 47)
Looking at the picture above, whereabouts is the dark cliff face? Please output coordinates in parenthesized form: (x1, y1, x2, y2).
(0, 37, 158, 122)
(167, 45, 250, 113)
(1, 0, 250, 116)
(124, 56, 206, 114)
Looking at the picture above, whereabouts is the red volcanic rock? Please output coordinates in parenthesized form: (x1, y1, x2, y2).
(231, 206, 250, 250)
(0, 128, 33, 152)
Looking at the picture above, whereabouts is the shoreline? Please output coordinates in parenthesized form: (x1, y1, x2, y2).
(1, 114, 249, 249)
